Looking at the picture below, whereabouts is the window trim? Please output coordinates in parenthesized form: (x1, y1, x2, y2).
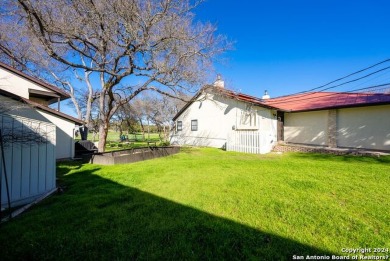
(177, 121, 183, 131)
(191, 119, 198, 131)
(236, 110, 259, 130)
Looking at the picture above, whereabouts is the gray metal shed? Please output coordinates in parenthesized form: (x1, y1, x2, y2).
(1, 113, 56, 209)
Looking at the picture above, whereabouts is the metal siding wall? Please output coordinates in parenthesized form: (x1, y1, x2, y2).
(46, 124, 56, 190)
(11, 141, 22, 201)
(11, 120, 22, 201)
(29, 144, 39, 195)
(21, 139, 31, 198)
(0, 114, 56, 208)
(38, 140, 47, 193)
(2, 118, 14, 202)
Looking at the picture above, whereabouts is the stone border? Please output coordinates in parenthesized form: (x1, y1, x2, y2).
(273, 144, 389, 157)
(90, 146, 180, 165)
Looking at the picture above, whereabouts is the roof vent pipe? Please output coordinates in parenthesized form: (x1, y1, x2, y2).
(213, 74, 224, 88)
(262, 90, 270, 99)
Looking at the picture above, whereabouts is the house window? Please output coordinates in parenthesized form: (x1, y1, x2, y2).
(177, 121, 182, 131)
(237, 109, 258, 130)
(191, 120, 198, 131)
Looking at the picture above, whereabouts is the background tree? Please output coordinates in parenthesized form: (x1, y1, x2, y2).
(0, 0, 230, 152)
(137, 93, 187, 142)
(112, 103, 139, 138)
(0, 24, 96, 126)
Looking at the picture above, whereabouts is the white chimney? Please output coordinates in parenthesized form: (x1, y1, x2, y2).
(213, 74, 224, 88)
(262, 90, 270, 99)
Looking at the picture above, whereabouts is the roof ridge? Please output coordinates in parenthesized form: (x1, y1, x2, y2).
(0, 88, 83, 124)
(0, 61, 70, 99)
(22, 98, 83, 124)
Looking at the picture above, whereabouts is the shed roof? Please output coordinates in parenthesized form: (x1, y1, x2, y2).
(0, 61, 70, 100)
(0, 89, 83, 125)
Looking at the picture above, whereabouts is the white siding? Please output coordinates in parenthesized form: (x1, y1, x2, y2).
(37, 110, 76, 159)
(170, 91, 277, 153)
(0, 67, 56, 99)
(284, 110, 328, 145)
(170, 93, 234, 148)
(337, 105, 390, 151)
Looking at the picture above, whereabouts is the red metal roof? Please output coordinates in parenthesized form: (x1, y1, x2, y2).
(266, 91, 390, 112)
(173, 87, 390, 120)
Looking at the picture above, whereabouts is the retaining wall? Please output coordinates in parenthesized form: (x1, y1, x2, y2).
(90, 146, 180, 165)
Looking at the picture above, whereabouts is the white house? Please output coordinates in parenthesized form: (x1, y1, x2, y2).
(172, 78, 390, 153)
(170, 79, 279, 154)
(0, 62, 83, 159)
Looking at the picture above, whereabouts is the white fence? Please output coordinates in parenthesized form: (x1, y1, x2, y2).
(1, 114, 56, 209)
(226, 131, 273, 154)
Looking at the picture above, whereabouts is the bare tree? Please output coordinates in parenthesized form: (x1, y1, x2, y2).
(0, 0, 230, 152)
(130, 98, 152, 141)
(111, 103, 138, 138)
(138, 93, 187, 142)
(51, 61, 95, 125)
(0, 30, 96, 127)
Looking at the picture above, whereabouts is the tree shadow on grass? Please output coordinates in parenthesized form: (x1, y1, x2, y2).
(0, 167, 336, 260)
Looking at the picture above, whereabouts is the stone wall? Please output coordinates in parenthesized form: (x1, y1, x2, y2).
(90, 146, 180, 165)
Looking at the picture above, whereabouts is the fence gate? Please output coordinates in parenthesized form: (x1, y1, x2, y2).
(227, 130, 269, 154)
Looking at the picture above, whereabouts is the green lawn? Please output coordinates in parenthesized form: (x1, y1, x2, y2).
(1, 148, 389, 260)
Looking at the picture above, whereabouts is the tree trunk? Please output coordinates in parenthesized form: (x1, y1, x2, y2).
(147, 119, 150, 140)
(126, 119, 132, 134)
(163, 125, 167, 142)
(98, 121, 109, 152)
(84, 69, 93, 129)
(139, 118, 145, 141)
(71, 95, 83, 120)
(118, 121, 123, 139)
(98, 89, 109, 152)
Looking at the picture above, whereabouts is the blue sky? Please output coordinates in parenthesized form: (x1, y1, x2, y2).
(195, 0, 390, 98)
(61, 0, 390, 116)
